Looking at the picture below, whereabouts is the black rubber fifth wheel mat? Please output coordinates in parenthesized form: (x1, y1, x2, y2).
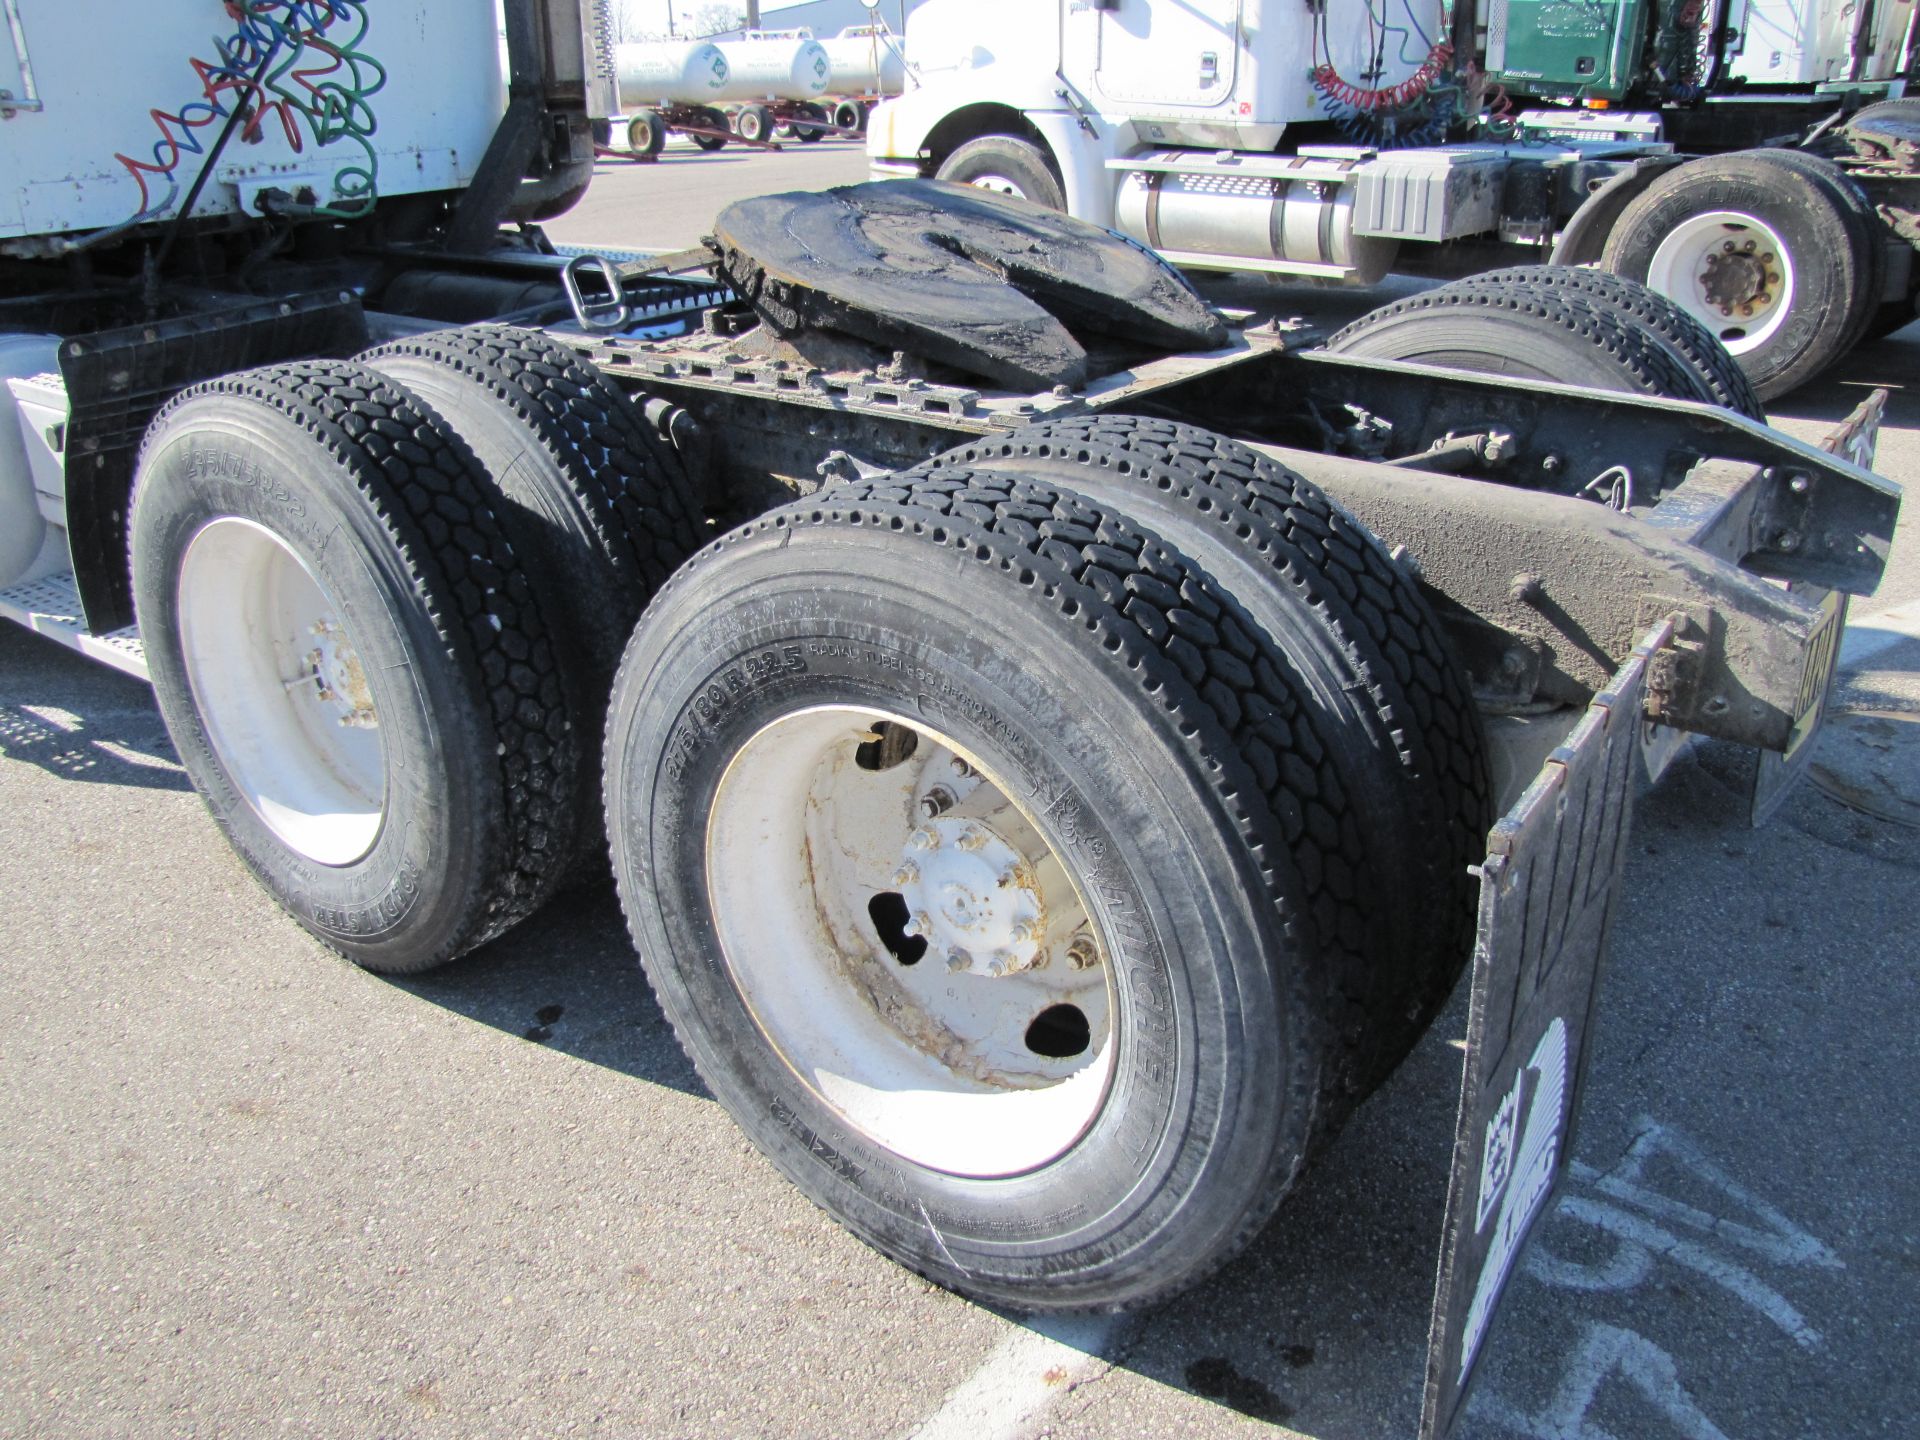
(707, 178, 1228, 390)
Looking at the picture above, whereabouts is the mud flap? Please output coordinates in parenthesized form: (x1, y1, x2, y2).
(1419, 619, 1674, 1440)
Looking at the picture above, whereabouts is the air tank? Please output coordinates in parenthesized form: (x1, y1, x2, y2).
(818, 27, 906, 97)
(614, 41, 730, 107)
(710, 36, 832, 102)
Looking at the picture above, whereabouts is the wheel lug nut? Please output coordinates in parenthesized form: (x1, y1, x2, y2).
(891, 862, 919, 887)
(956, 827, 987, 852)
(909, 827, 938, 850)
(904, 911, 930, 938)
(920, 787, 955, 819)
(1009, 921, 1036, 944)
(1066, 935, 1099, 969)
(949, 756, 972, 777)
(946, 949, 971, 974)
(997, 868, 1017, 888)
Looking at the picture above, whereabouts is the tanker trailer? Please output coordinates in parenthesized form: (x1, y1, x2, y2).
(712, 33, 834, 144)
(606, 40, 733, 155)
(818, 24, 908, 133)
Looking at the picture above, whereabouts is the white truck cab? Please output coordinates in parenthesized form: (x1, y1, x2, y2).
(869, 0, 1920, 397)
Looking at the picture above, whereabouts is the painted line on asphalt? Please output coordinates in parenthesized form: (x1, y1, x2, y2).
(908, 1315, 1122, 1440)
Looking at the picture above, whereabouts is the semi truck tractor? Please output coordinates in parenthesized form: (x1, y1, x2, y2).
(867, 0, 1920, 398)
(0, 2, 1900, 1433)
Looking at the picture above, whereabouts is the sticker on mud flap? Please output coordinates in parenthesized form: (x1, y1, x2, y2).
(1459, 1018, 1569, 1383)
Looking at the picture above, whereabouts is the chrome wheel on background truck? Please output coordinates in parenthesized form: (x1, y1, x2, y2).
(934, 135, 1067, 211)
(1600, 150, 1883, 401)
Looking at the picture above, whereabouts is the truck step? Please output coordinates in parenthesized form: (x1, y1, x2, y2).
(0, 571, 147, 682)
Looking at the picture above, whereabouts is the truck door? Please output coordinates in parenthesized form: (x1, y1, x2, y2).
(1070, 0, 1243, 112)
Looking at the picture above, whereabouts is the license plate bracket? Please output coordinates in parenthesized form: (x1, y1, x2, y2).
(1750, 586, 1848, 827)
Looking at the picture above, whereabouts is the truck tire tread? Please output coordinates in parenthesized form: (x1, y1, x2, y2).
(359, 325, 706, 680)
(918, 417, 1491, 1092)
(137, 361, 576, 965)
(1462, 265, 1766, 419)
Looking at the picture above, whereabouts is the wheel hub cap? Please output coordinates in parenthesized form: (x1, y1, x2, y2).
(1699, 242, 1780, 317)
(1645, 209, 1796, 356)
(897, 817, 1046, 977)
(303, 619, 379, 729)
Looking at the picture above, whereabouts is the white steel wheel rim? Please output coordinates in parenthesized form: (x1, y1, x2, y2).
(706, 707, 1116, 1178)
(177, 517, 386, 867)
(1645, 209, 1795, 356)
(962, 172, 1028, 199)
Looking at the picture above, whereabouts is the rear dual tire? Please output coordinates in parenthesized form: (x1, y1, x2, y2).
(606, 474, 1331, 1310)
(605, 445, 1487, 1309)
(1326, 269, 1752, 411)
(1454, 265, 1766, 419)
(134, 343, 703, 972)
(133, 364, 579, 972)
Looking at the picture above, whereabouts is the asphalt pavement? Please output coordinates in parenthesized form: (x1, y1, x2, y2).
(3, 141, 1917, 1439)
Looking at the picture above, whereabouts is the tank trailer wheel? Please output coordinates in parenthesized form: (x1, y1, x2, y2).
(734, 104, 774, 145)
(795, 101, 829, 142)
(1600, 150, 1880, 399)
(690, 106, 729, 151)
(935, 135, 1067, 212)
(627, 111, 667, 158)
(833, 101, 865, 134)
(130, 363, 578, 973)
(604, 471, 1366, 1311)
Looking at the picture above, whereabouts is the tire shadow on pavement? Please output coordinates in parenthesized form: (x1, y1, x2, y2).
(387, 878, 710, 1101)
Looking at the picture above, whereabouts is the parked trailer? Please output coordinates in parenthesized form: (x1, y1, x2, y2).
(0, 3, 1900, 1435)
(606, 33, 844, 153)
(715, 32, 835, 144)
(818, 24, 911, 133)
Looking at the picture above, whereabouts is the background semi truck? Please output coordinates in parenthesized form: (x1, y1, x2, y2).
(0, 1, 1900, 1432)
(867, 0, 1920, 398)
